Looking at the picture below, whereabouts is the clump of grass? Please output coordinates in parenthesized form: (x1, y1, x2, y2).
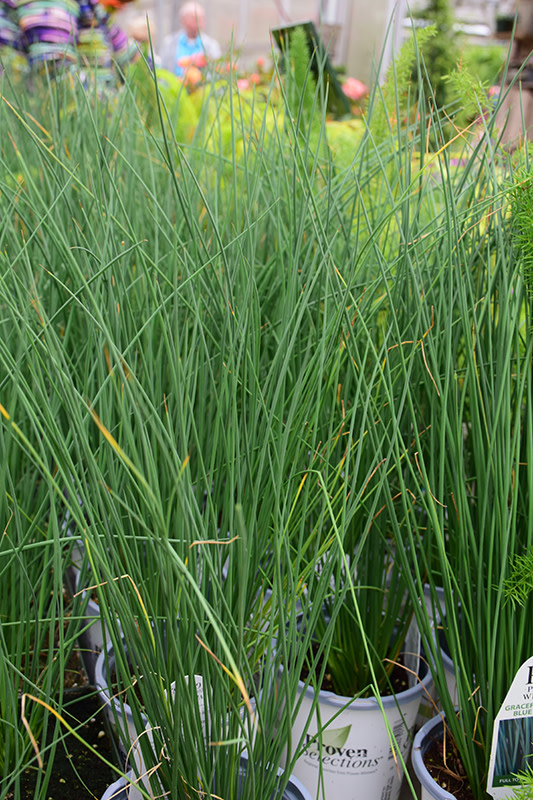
(0, 31, 530, 800)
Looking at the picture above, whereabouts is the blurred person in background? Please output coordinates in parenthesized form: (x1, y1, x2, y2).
(159, 1, 221, 77)
(128, 13, 159, 66)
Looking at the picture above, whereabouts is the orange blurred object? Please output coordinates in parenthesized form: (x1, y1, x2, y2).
(100, 0, 135, 9)
(184, 65, 203, 87)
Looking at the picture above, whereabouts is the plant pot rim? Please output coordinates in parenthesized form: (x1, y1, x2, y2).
(290, 610, 432, 708)
(95, 640, 120, 692)
(293, 650, 433, 709)
(95, 640, 148, 729)
(411, 713, 455, 800)
(101, 760, 314, 800)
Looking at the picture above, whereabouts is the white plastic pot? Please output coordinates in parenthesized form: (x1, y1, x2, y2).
(64, 537, 85, 596)
(62, 489, 87, 591)
(417, 633, 456, 727)
(74, 567, 115, 686)
(417, 586, 457, 726)
(63, 530, 119, 686)
(282, 627, 433, 800)
(95, 640, 147, 766)
(101, 758, 315, 800)
(411, 714, 455, 800)
(422, 584, 446, 627)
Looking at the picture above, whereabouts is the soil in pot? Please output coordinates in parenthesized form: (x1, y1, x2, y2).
(13, 626, 119, 800)
(11, 688, 119, 800)
(301, 641, 413, 695)
(423, 733, 476, 800)
(19, 584, 90, 693)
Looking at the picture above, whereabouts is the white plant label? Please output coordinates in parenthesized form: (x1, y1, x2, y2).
(183, 674, 207, 737)
(487, 656, 533, 798)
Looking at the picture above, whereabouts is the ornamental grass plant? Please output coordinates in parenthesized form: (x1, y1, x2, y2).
(0, 413, 86, 798)
(0, 61, 347, 797)
(0, 31, 529, 800)
(377, 90, 533, 798)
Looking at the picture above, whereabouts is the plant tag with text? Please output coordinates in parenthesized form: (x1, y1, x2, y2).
(487, 656, 533, 798)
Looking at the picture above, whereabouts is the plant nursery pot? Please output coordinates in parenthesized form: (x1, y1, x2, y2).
(95, 620, 256, 771)
(73, 567, 115, 686)
(63, 518, 110, 685)
(95, 640, 147, 766)
(64, 534, 85, 595)
(417, 586, 457, 725)
(282, 631, 433, 800)
(101, 758, 314, 800)
(122, 672, 261, 800)
(417, 645, 455, 727)
(418, 633, 456, 727)
(411, 714, 457, 800)
(422, 584, 446, 626)
(96, 640, 218, 773)
(62, 489, 88, 591)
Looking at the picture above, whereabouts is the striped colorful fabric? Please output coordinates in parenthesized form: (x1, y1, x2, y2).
(0, 0, 22, 48)
(0, 0, 138, 80)
(17, 0, 79, 63)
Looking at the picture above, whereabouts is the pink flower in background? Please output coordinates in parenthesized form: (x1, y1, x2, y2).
(342, 77, 368, 102)
(237, 78, 250, 91)
(249, 72, 261, 85)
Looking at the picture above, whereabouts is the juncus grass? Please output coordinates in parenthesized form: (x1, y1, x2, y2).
(0, 35, 521, 800)
(375, 90, 533, 798)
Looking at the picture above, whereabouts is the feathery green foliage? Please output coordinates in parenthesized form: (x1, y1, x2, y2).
(510, 168, 533, 315)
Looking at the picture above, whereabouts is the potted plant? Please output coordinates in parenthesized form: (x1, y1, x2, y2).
(283, 586, 432, 800)
(101, 760, 315, 800)
(379, 102, 533, 799)
(2, 28, 518, 800)
(92, 554, 320, 800)
(274, 357, 434, 800)
(0, 436, 88, 796)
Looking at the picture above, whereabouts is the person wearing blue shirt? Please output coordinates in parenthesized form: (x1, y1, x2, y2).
(159, 2, 221, 77)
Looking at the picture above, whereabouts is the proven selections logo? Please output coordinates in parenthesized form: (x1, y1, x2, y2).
(302, 725, 383, 772)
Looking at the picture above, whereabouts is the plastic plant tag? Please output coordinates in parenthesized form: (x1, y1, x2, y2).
(403, 618, 421, 690)
(487, 656, 533, 798)
(183, 674, 207, 735)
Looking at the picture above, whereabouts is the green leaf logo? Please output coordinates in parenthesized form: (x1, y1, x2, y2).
(321, 725, 352, 748)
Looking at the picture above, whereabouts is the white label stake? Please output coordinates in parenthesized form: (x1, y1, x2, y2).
(487, 656, 533, 798)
